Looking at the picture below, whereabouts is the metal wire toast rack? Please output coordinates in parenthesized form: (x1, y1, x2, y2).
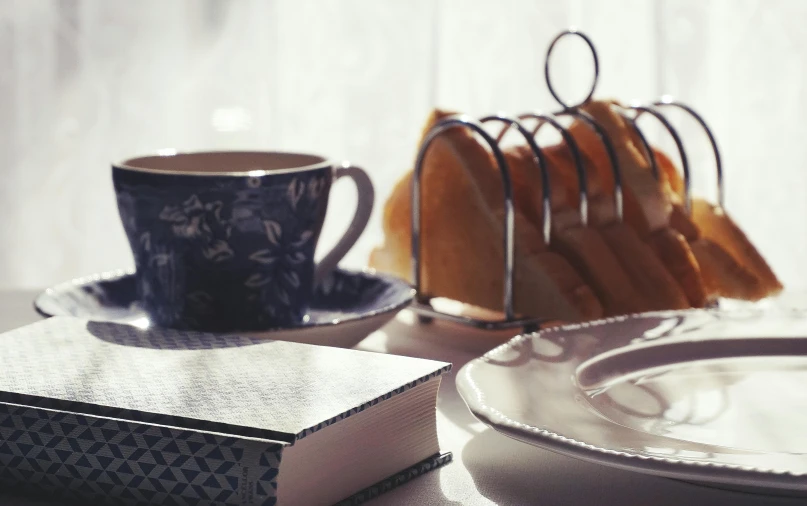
(408, 28, 725, 332)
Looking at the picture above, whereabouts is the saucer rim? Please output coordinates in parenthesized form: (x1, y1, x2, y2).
(33, 267, 415, 333)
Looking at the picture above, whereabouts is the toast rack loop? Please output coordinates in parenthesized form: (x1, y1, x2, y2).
(553, 109, 624, 222)
(617, 110, 661, 181)
(626, 103, 692, 213)
(653, 96, 724, 209)
(515, 112, 591, 226)
(545, 29, 600, 110)
(410, 114, 546, 332)
(481, 114, 553, 246)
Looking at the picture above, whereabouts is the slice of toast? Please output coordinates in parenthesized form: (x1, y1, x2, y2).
(535, 139, 699, 309)
(501, 144, 570, 230)
(651, 146, 781, 297)
(599, 223, 691, 310)
(368, 110, 603, 321)
(692, 199, 783, 297)
(647, 145, 779, 298)
(689, 237, 769, 301)
(541, 140, 691, 311)
(569, 100, 673, 237)
(570, 101, 713, 305)
(543, 142, 690, 311)
(650, 147, 685, 200)
(647, 227, 708, 307)
(550, 210, 652, 316)
(504, 143, 655, 316)
(493, 207, 604, 320)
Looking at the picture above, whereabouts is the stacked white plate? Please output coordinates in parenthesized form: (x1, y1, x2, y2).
(457, 306, 807, 496)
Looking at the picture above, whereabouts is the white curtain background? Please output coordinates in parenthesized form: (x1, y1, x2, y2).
(0, 0, 805, 291)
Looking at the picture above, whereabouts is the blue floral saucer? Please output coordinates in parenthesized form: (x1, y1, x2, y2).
(34, 268, 414, 348)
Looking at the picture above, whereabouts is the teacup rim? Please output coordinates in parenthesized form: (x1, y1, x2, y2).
(113, 149, 333, 177)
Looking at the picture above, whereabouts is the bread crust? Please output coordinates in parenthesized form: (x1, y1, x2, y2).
(370, 104, 781, 324)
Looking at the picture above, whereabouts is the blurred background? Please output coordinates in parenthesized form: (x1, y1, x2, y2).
(0, 0, 804, 291)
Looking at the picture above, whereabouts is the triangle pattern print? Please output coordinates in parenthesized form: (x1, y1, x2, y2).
(0, 405, 282, 506)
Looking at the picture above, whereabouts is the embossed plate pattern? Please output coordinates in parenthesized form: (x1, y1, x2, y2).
(457, 308, 807, 495)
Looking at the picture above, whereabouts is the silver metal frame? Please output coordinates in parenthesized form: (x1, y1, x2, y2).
(509, 112, 593, 225)
(408, 28, 726, 332)
(545, 29, 600, 110)
(543, 30, 624, 222)
(652, 96, 725, 209)
(486, 114, 553, 245)
(409, 115, 546, 332)
(554, 109, 625, 222)
(616, 110, 660, 182)
(625, 103, 693, 212)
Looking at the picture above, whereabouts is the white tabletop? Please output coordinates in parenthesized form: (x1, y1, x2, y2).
(0, 291, 800, 506)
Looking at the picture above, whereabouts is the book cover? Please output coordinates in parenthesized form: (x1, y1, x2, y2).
(0, 317, 451, 505)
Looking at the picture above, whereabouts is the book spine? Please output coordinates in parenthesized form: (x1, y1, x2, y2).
(334, 452, 453, 505)
(0, 403, 283, 506)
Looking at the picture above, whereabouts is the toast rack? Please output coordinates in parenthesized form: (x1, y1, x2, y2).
(408, 28, 724, 332)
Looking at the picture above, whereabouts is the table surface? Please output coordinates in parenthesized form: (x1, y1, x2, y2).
(0, 290, 802, 506)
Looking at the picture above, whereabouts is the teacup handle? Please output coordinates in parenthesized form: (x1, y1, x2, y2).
(314, 162, 375, 284)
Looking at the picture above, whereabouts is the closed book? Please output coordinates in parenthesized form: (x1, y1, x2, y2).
(0, 317, 451, 505)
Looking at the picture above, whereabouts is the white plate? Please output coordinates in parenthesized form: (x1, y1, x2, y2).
(34, 268, 414, 348)
(457, 308, 807, 495)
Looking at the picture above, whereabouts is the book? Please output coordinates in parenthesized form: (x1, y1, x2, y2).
(0, 317, 451, 505)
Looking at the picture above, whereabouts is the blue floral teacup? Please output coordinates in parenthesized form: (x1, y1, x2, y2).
(113, 151, 374, 331)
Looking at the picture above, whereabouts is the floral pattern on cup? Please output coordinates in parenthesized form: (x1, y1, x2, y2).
(113, 165, 333, 331)
(158, 195, 236, 262)
(244, 218, 316, 319)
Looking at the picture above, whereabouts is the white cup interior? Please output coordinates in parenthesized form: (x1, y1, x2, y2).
(117, 151, 328, 175)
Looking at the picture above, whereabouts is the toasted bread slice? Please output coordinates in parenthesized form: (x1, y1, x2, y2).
(689, 238, 768, 301)
(570, 102, 700, 243)
(525, 146, 651, 316)
(506, 142, 687, 314)
(502, 144, 569, 228)
(599, 223, 691, 310)
(638, 148, 701, 242)
(369, 172, 414, 281)
(647, 227, 708, 308)
(645, 143, 779, 298)
(368, 110, 603, 321)
(692, 199, 782, 296)
(450, 121, 650, 316)
(652, 145, 781, 297)
(569, 100, 672, 236)
(669, 204, 700, 241)
(651, 147, 685, 200)
(572, 100, 778, 304)
(550, 208, 651, 316)
(493, 208, 603, 320)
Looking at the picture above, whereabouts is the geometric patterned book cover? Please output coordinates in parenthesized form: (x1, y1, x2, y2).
(0, 318, 451, 505)
(0, 402, 283, 505)
(0, 398, 452, 505)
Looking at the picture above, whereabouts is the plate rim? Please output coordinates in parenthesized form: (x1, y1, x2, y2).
(457, 310, 807, 490)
